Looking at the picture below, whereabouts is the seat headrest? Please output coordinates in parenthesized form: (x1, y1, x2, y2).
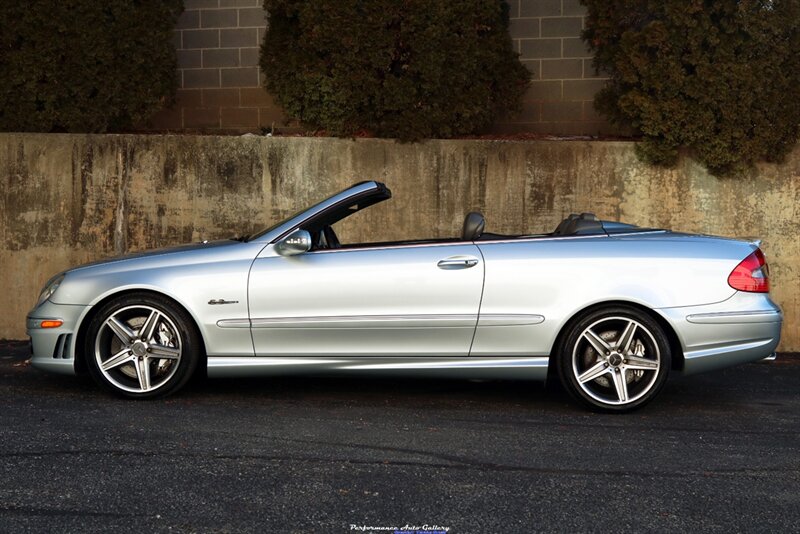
(462, 212, 485, 241)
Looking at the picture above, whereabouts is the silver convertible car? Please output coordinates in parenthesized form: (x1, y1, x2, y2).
(27, 181, 782, 411)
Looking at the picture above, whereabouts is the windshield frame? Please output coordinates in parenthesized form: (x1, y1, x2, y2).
(246, 181, 389, 243)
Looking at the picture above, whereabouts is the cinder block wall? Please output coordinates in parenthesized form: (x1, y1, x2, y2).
(499, 0, 611, 135)
(149, 0, 284, 132)
(146, 0, 612, 135)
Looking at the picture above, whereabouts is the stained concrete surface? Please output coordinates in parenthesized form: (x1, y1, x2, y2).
(1, 134, 798, 349)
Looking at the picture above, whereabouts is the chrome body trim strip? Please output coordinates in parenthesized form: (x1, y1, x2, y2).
(305, 240, 476, 254)
(218, 314, 546, 329)
(477, 314, 545, 326)
(249, 314, 478, 329)
(686, 310, 782, 324)
(297, 232, 626, 256)
(216, 318, 251, 328)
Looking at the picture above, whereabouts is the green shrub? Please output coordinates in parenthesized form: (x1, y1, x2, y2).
(260, 0, 529, 140)
(582, 0, 800, 175)
(0, 0, 182, 133)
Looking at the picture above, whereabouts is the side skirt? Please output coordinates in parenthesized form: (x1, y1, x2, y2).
(207, 356, 550, 381)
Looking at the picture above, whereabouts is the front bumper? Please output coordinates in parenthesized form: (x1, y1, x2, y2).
(657, 292, 782, 375)
(26, 301, 90, 376)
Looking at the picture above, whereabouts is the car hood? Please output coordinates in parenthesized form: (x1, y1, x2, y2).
(66, 240, 240, 273)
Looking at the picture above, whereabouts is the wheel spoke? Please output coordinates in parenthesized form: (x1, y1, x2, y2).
(578, 360, 610, 384)
(625, 355, 659, 371)
(149, 344, 180, 360)
(617, 320, 637, 354)
(139, 310, 161, 342)
(106, 317, 134, 345)
(611, 368, 629, 402)
(101, 348, 135, 371)
(583, 329, 611, 356)
(135, 357, 151, 391)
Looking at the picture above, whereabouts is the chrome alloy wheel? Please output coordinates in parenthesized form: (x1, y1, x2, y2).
(94, 305, 183, 394)
(571, 316, 661, 406)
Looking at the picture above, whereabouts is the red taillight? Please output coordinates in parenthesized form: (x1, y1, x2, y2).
(728, 249, 770, 293)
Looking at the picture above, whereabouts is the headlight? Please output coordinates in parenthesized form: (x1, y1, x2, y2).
(36, 274, 65, 307)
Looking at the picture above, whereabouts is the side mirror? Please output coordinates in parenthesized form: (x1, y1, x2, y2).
(275, 229, 312, 256)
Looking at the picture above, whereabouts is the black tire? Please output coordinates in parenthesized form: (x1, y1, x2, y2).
(84, 292, 201, 399)
(555, 306, 671, 412)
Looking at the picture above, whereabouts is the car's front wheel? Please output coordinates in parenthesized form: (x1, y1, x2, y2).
(85, 293, 200, 399)
(556, 306, 671, 412)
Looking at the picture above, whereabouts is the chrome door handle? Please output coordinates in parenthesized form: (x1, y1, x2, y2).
(437, 258, 479, 269)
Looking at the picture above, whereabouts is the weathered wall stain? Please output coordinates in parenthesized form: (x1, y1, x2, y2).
(0, 133, 798, 351)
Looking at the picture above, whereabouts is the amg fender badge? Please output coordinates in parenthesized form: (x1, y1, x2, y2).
(208, 299, 239, 305)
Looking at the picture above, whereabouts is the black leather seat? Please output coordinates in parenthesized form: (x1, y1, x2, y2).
(462, 212, 485, 241)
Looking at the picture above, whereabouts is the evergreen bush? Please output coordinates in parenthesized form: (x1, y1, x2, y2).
(582, 0, 800, 174)
(260, 0, 529, 140)
(0, 0, 182, 133)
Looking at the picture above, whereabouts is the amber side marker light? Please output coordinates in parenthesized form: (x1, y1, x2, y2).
(40, 320, 63, 329)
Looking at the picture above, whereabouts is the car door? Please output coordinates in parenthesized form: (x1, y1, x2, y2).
(248, 242, 484, 357)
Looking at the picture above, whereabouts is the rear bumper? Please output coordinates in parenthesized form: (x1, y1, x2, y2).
(26, 301, 89, 376)
(657, 292, 782, 375)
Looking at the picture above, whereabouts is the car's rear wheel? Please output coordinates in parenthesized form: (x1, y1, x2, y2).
(556, 306, 671, 412)
(85, 293, 200, 399)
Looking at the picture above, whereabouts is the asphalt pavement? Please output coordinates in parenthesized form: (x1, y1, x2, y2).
(1, 340, 798, 533)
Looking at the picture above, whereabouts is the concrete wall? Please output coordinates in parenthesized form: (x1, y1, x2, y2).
(147, 0, 612, 136)
(1, 133, 798, 350)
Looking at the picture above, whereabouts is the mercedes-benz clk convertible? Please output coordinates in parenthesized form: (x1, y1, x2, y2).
(27, 181, 782, 411)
